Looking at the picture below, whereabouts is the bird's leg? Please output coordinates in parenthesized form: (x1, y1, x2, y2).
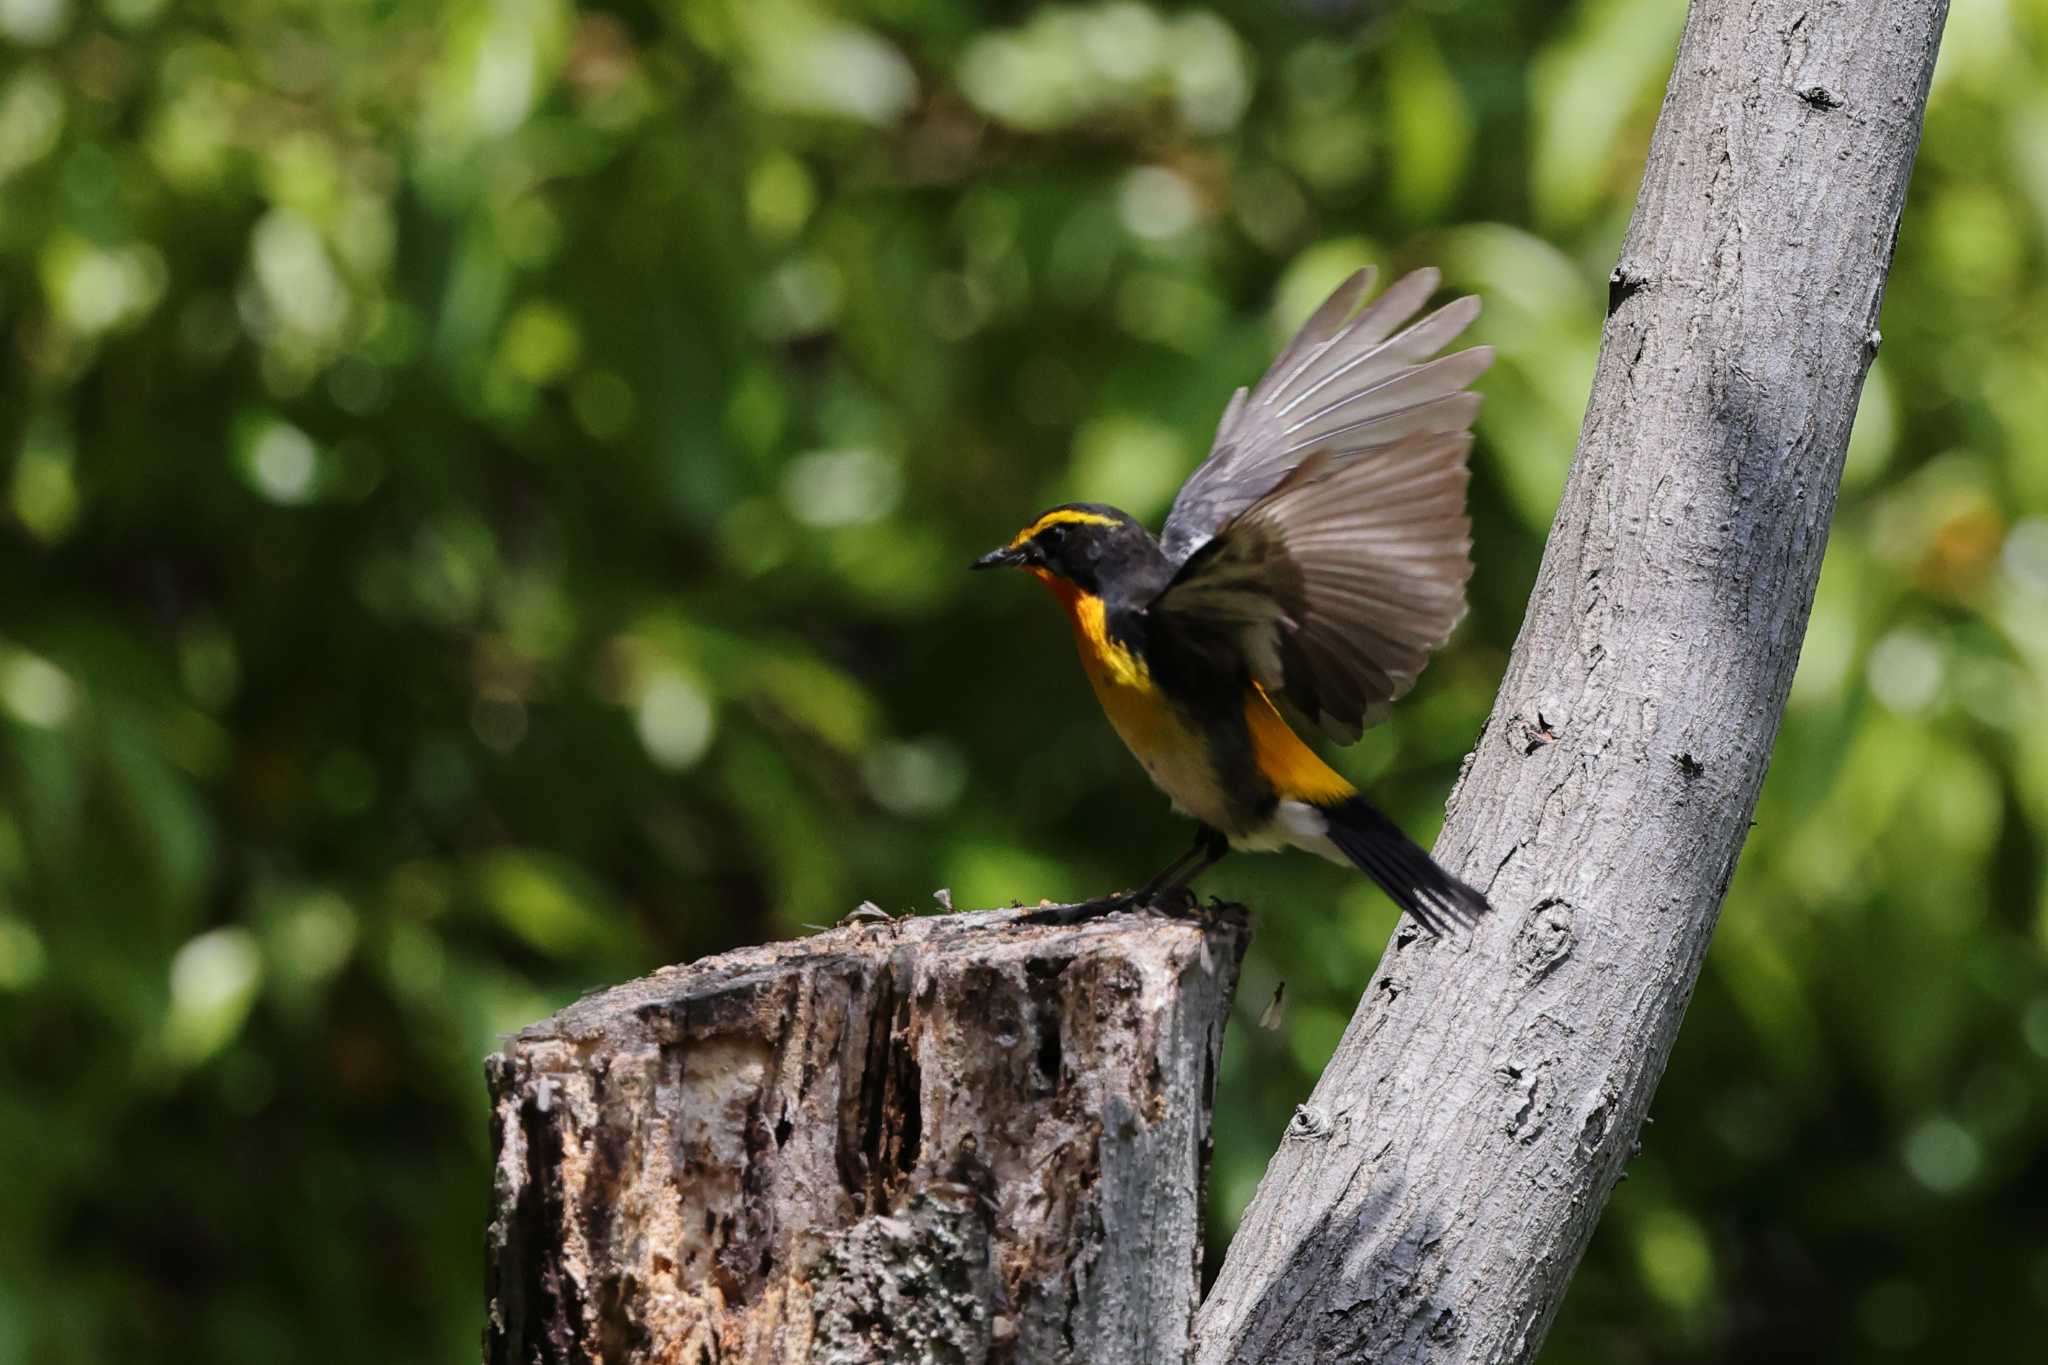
(1018, 826, 1230, 926)
(1138, 825, 1230, 912)
(1131, 830, 1213, 902)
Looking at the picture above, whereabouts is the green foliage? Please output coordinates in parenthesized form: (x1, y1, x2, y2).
(1, 1, 2044, 1360)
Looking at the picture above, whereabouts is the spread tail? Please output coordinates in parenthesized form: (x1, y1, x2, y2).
(1320, 796, 1489, 935)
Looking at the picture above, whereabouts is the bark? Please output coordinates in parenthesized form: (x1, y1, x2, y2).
(1194, 2, 1949, 1361)
(484, 903, 1248, 1364)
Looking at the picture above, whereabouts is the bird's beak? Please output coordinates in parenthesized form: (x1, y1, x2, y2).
(971, 545, 1026, 572)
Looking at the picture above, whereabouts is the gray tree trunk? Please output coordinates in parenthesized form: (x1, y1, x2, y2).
(484, 904, 1248, 1364)
(1193, 2, 1948, 1361)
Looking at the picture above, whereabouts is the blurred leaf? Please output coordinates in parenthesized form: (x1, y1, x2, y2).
(472, 851, 623, 959)
(1529, 0, 1685, 228)
(0, 3, 2044, 1362)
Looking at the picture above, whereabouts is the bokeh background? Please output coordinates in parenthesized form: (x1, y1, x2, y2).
(1, 0, 2044, 1360)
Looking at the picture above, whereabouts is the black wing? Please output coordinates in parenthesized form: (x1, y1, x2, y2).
(1154, 432, 1477, 743)
(1159, 266, 1489, 566)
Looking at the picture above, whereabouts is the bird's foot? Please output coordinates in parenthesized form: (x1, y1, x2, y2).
(1016, 892, 1137, 927)
(1138, 881, 1202, 917)
(1015, 883, 1208, 927)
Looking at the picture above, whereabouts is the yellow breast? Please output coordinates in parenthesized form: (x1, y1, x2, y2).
(1046, 581, 1234, 830)
(1041, 579, 1357, 830)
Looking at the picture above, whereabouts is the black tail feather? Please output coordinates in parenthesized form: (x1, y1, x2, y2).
(1321, 797, 1489, 935)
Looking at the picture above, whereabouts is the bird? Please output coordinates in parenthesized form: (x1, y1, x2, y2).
(972, 267, 1492, 934)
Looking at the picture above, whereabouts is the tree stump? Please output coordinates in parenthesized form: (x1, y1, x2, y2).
(484, 903, 1250, 1364)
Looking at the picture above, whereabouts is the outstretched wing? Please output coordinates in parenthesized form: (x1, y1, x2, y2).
(1159, 267, 1489, 566)
(1154, 432, 1476, 743)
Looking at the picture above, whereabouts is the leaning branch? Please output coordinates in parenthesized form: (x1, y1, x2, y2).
(1194, 2, 1951, 1360)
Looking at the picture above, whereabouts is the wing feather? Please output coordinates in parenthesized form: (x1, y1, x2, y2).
(1274, 297, 1483, 424)
(1262, 269, 1443, 414)
(1156, 433, 1477, 741)
(1161, 267, 1489, 565)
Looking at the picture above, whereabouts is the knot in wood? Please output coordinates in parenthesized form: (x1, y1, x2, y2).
(1577, 1092, 1619, 1156)
(1606, 266, 1648, 315)
(1286, 1104, 1335, 1141)
(1511, 899, 1576, 986)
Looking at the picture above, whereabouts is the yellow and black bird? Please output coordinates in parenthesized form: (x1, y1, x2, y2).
(974, 267, 1492, 933)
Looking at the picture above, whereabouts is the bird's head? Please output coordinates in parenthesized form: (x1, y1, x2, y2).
(972, 505, 1156, 598)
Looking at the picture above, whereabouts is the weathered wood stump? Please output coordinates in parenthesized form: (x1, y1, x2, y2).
(485, 903, 1250, 1364)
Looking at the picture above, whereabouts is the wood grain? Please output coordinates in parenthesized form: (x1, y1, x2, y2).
(1194, 3, 1951, 1360)
(485, 904, 1248, 1364)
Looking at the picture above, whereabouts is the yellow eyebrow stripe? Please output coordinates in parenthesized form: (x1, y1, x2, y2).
(1009, 507, 1121, 548)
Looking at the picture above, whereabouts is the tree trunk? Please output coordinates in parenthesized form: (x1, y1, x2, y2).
(1193, 2, 1949, 1361)
(484, 904, 1248, 1364)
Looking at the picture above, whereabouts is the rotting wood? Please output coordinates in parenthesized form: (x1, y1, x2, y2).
(484, 903, 1248, 1364)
